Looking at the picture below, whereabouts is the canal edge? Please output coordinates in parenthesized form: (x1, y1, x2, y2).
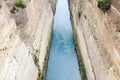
(39, 18, 54, 80)
(68, 0, 88, 80)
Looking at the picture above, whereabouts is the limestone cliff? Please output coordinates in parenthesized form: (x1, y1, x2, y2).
(0, 0, 56, 80)
(69, 0, 120, 80)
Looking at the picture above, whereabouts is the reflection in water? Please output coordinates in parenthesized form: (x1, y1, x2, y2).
(46, 0, 81, 80)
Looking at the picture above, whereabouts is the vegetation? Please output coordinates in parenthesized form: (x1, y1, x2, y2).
(78, 11, 82, 18)
(15, 0, 26, 8)
(76, 46, 88, 80)
(97, 0, 111, 12)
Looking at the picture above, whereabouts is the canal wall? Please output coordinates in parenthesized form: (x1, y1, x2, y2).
(69, 0, 120, 80)
(0, 0, 56, 80)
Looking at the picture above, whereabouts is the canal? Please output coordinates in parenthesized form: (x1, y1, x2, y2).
(46, 0, 81, 80)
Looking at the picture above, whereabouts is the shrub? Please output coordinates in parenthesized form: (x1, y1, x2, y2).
(15, 0, 26, 8)
(97, 0, 111, 12)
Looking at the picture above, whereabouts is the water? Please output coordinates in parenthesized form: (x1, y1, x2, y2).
(46, 0, 81, 80)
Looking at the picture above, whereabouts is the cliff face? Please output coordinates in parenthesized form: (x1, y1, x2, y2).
(69, 0, 120, 80)
(0, 0, 56, 80)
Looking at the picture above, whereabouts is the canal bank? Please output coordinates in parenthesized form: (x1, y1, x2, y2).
(39, 19, 54, 80)
(69, 10, 88, 80)
(0, 0, 56, 80)
(69, 0, 120, 80)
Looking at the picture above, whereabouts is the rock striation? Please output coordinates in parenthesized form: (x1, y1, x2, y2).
(69, 0, 120, 80)
(0, 0, 56, 80)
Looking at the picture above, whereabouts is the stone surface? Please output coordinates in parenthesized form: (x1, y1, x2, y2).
(69, 0, 120, 80)
(0, 0, 55, 80)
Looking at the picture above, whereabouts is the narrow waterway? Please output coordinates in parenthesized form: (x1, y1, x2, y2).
(46, 0, 81, 80)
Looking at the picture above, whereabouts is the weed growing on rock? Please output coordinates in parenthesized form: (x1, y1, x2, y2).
(78, 11, 82, 18)
(15, 0, 26, 8)
(97, 0, 111, 12)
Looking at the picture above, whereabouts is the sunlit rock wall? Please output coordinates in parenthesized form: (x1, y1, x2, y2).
(69, 0, 120, 80)
(0, 0, 56, 80)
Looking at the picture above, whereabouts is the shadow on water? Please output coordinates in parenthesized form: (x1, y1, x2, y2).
(46, 0, 81, 80)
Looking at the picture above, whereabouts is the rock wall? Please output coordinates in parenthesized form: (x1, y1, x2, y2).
(0, 0, 56, 80)
(69, 0, 120, 80)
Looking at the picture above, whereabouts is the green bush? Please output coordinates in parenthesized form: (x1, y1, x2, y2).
(97, 0, 111, 12)
(15, 0, 26, 8)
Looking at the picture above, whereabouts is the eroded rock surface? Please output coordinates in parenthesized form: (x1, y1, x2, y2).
(0, 0, 55, 80)
(69, 0, 120, 80)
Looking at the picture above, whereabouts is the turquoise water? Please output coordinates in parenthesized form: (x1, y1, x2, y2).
(46, 0, 81, 80)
